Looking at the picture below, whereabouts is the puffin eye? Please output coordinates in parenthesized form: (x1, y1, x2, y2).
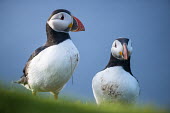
(60, 15, 64, 20)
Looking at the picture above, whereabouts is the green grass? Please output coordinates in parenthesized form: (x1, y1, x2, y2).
(0, 85, 169, 113)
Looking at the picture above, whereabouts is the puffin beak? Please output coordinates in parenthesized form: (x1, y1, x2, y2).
(123, 43, 129, 60)
(70, 16, 85, 32)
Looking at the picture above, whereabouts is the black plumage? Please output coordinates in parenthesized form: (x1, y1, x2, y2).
(47, 9, 71, 21)
(105, 54, 132, 75)
(116, 38, 129, 45)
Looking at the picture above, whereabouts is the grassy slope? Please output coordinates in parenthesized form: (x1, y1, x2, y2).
(0, 86, 169, 113)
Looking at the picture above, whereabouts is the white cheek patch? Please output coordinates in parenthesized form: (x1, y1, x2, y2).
(50, 13, 61, 20)
(63, 13, 73, 24)
(47, 12, 73, 32)
(48, 20, 68, 31)
(111, 40, 123, 58)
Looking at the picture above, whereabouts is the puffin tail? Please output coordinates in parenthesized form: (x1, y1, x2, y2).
(13, 76, 28, 85)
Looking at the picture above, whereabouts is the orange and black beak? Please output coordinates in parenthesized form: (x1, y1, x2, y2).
(123, 43, 129, 60)
(70, 16, 85, 32)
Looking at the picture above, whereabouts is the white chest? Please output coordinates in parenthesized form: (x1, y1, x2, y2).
(27, 39, 79, 92)
(92, 66, 140, 104)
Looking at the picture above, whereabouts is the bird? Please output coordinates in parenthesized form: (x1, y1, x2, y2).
(15, 9, 85, 99)
(92, 38, 140, 104)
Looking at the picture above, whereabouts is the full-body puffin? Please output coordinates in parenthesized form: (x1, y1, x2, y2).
(92, 38, 140, 104)
(15, 9, 85, 99)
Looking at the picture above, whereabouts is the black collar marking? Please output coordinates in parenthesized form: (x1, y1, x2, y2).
(45, 24, 71, 46)
(105, 54, 133, 75)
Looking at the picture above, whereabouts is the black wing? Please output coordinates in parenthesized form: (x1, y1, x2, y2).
(16, 46, 49, 85)
(23, 46, 48, 76)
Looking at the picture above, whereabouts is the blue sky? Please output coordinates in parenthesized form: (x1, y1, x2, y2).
(0, 0, 170, 106)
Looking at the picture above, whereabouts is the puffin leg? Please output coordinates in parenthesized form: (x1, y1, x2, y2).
(51, 92, 59, 100)
(32, 91, 37, 96)
(54, 94, 58, 100)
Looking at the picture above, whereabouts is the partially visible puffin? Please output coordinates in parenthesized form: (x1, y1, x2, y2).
(92, 38, 140, 104)
(15, 9, 85, 99)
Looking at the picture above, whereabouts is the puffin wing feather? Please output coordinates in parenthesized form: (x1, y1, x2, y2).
(15, 45, 49, 85)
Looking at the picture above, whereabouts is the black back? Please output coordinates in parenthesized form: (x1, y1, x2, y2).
(105, 54, 133, 75)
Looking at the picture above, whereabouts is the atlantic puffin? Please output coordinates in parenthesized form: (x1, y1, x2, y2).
(92, 38, 140, 104)
(15, 9, 85, 99)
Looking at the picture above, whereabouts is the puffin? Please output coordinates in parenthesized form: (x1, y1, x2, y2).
(92, 38, 140, 104)
(15, 9, 85, 99)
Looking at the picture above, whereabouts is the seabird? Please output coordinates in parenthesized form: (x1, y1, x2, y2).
(92, 38, 140, 104)
(15, 9, 85, 99)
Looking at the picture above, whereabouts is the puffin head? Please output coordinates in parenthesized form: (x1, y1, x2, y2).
(47, 9, 85, 33)
(111, 38, 132, 60)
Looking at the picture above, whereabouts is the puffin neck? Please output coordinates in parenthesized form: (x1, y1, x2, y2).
(105, 54, 133, 75)
(45, 24, 71, 46)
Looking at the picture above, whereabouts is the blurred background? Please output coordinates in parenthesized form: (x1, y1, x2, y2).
(0, 0, 170, 107)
